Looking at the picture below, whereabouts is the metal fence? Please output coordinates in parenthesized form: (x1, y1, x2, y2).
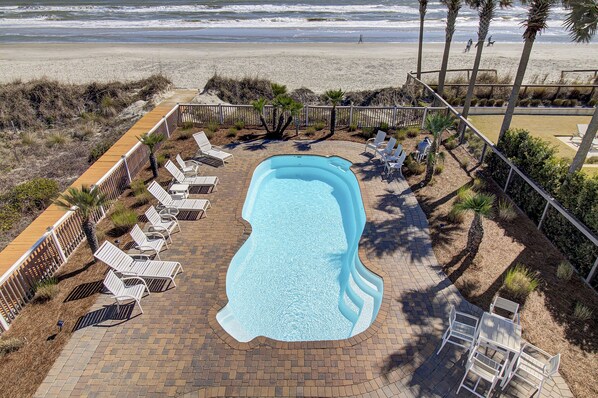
(0, 106, 180, 331)
(178, 103, 447, 129)
(406, 73, 598, 289)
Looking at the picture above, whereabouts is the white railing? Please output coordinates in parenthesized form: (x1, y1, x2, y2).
(0, 105, 180, 331)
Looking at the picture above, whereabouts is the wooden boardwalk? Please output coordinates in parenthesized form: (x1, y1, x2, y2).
(0, 90, 195, 274)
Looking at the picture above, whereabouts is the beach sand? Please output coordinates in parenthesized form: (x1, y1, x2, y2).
(1, 42, 597, 92)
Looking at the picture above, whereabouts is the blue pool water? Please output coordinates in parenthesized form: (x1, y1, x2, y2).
(217, 155, 383, 342)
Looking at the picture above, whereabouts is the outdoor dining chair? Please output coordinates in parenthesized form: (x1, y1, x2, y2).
(503, 342, 560, 397)
(457, 341, 509, 398)
(437, 305, 479, 355)
(489, 296, 520, 324)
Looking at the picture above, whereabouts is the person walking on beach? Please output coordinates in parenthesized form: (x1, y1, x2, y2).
(487, 35, 495, 46)
(358, 34, 363, 44)
(465, 38, 472, 52)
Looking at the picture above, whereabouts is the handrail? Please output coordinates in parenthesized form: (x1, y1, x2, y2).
(433, 83, 598, 89)
(0, 233, 51, 286)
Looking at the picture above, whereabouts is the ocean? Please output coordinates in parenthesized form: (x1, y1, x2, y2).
(0, 0, 571, 43)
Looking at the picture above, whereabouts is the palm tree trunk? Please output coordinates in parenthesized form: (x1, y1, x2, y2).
(569, 108, 598, 173)
(259, 114, 271, 134)
(330, 106, 337, 135)
(280, 116, 294, 135)
(83, 219, 99, 256)
(149, 152, 159, 179)
(499, 38, 535, 141)
(437, 9, 458, 97)
(417, 14, 425, 79)
(466, 213, 484, 253)
(424, 138, 438, 183)
(458, 38, 485, 136)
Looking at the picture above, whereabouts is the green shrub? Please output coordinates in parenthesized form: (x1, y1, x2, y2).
(361, 127, 375, 139)
(556, 261, 574, 281)
(178, 129, 192, 140)
(20, 132, 37, 146)
(588, 99, 597, 107)
(348, 123, 358, 132)
(494, 99, 504, 106)
(434, 164, 444, 175)
(206, 121, 219, 133)
(204, 130, 214, 139)
(130, 179, 146, 197)
(100, 95, 117, 117)
(586, 156, 598, 164)
(156, 154, 167, 167)
(456, 186, 474, 203)
(379, 122, 389, 132)
(406, 157, 425, 175)
(487, 99, 496, 106)
(395, 130, 407, 142)
(88, 140, 112, 164)
(10, 178, 59, 213)
(234, 120, 245, 130)
(471, 177, 485, 191)
(519, 98, 531, 107)
(478, 99, 487, 107)
(406, 127, 420, 138)
(0, 205, 20, 232)
(470, 98, 478, 106)
(444, 137, 458, 150)
(530, 99, 542, 107)
(110, 203, 137, 233)
(33, 277, 59, 303)
(73, 121, 98, 141)
(45, 132, 69, 147)
(503, 264, 539, 300)
(305, 126, 316, 136)
(459, 158, 470, 169)
(180, 121, 194, 130)
(573, 302, 593, 321)
(314, 121, 326, 131)
(226, 128, 237, 138)
(447, 207, 465, 224)
(553, 98, 565, 107)
(0, 337, 25, 356)
(497, 199, 517, 221)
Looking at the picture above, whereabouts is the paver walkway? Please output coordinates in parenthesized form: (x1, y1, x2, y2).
(35, 140, 572, 398)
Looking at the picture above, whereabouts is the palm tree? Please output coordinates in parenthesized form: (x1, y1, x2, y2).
(137, 132, 165, 179)
(417, 0, 428, 79)
(437, 0, 463, 97)
(55, 185, 109, 255)
(324, 89, 345, 135)
(424, 113, 455, 182)
(565, 0, 598, 173)
(498, 0, 552, 141)
(458, 0, 512, 135)
(271, 95, 303, 137)
(252, 98, 271, 134)
(453, 192, 495, 253)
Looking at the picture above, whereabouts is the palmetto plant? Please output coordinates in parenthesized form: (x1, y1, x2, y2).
(324, 89, 345, 135)
(459, 0, 512, 135)
(417, 0, 428, 79)
(252, 95, 302, 137)
(55, 185, 109, 255)
(137, 132, 165, 179)
(453, 192, 495, 253)
(424, 113, 454, 183)
(437, 0, 463, 97)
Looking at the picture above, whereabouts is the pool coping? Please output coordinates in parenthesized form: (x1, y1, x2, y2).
(207, 153, 391, 351)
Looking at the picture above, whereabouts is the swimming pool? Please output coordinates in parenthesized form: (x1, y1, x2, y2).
(217, 155, 383, 342)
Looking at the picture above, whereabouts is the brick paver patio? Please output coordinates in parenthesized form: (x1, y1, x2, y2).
(35, 140, 572, 398)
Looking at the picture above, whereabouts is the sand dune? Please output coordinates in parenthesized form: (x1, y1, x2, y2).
(1, 42, 597, 92)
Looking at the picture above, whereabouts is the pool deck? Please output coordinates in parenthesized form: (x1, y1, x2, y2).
(35, 140, 573, 398)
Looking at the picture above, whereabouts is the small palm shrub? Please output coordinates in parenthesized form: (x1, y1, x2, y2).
(137, 132, 166, 178)
(453, 192, 495, 253)
(447, 207, 465, 224)
(110, 203, 137, 234)
(0, 337, 25, 356)
(459, 158, 470, 169)
(503, 264, 539, 300)
(33, 277, 59, 303)
(519, 98, 531, 107)
(45, 132, 69, 147)
(573, 302, 593, 321)
(556, 261, 574, 281)
(234, 120, 245, 130)
(456, 186, 474, 203)
(497, 199, 517, 221)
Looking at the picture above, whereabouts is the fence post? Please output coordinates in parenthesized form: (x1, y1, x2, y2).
(349, 103, 354, 127)
(0, 311, 9, 332)
(537, 201, 551, 230)
(305, 105, 309, 127)
(392, 106, 398, 129)
(421, 107, 429, 129)
(503, 166, 514, 192)
(218, 104, 224, 125)
(163, 116, 170, 138)
(47, 226, 67, 263)
(479, 143, 487, 164)
(176, 103, 182, 125)
(586, 256, 598, 285)
(121, 155, 132, 183)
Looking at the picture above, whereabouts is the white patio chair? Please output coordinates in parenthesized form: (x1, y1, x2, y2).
(381, 144, 403, 165)
(375, 137, 397, 160)
(95, 241, 183, 287)
(193, 131, 233, 166)
(175, 154, 201, 176)
(144, 206, 180, 243)
(437, 305, 479, 355)
(130, 224, 167, 259)
(490, 296, 520, 324)
(364, 130, 387, 155)
(504, 342, 560, 397)
(165, 160, 219, 191)
(103, 269, 149, 314)
(415, 144, 431, 163)
(147, 181, 211, 218)
(457, 341, 509, 398)
(384, 151, 408, 177)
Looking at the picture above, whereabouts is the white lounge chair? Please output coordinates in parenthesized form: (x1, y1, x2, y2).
(193, 132, 233, 166)
(175, 154, 201, 176)
(364, 130, 387, 155)
(375, 137, 397, 160)
(130, 224, 167, 260)
(147, 181, 211, 218)
(489, 296, 520, 324)
(504, 343, 560, 397)
(385, 151, 407, 177)
(437, 305, 479, 355)
(95, 241, 183, 287)
(165, 160, 219, 192)
(381, 144, 403, 165)
(457, 341, 508, 398)
(103, 269, 149, 314)
(145, 206, 180, 243)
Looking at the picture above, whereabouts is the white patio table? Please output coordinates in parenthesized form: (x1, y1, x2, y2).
(475, 312, 522, 387)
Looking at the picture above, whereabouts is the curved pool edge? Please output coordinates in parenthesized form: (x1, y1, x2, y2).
(207, 151, 393, 350)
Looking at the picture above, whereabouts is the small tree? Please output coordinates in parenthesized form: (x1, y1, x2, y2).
(252, 98, 271, 135)
(324, 89, 345, 135)
(55, 185, 109, 255)
(424, 113, 454, 182)
(252, 95, 302, 137)
(137, 132, 165, 179)
(453, 192, 495, 253)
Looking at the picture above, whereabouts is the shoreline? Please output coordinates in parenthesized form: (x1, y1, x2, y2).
(2, 42, 598, 92)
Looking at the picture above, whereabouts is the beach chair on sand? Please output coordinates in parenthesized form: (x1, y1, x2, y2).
(95, 241, 183, 288)
(364, 130, 387, 155)
(175, 154, 201, 176)
(165, 160, 218, 192)
(147, 181, 210, 218)
(103, 270, 149, 314)
(193, 132, 233, 166)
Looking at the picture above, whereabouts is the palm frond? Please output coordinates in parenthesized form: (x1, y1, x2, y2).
(563, 0, 598, 43)
(424, 113, 455, 136)
(521, 0, 553, 40)
(137, 132, 165, 153)
(453, 192, 495, 217)
(55, 185, 108, 220)
(419, 0, 429, 15)
(324, 89, 345, 105)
